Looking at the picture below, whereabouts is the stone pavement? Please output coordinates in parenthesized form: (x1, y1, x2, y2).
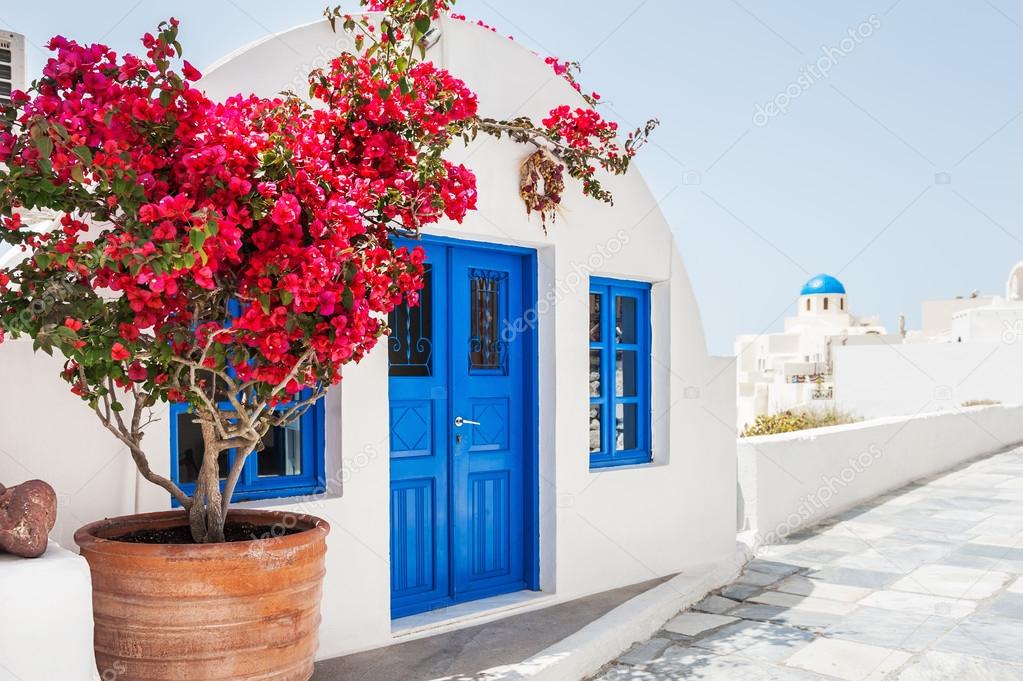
(593, 446, 1023, 680)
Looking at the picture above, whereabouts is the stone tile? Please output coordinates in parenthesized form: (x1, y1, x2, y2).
(720, 583, 761, 601)
(832, 549, 914, 575)
(824, 606, 957, 653)
(693, 595, 740, 615)
(935, 613, 1023, 664)
(728, 603, 843, 631)
(985, 593, 1023, 621)
(892, 650, 1023, 681)
(969, 534, 1023, 549)
(737, 570, 785, 588)
(884, 529, 965, 548)
(807, 566, 901, 590)
(937, 548, 1023, 574)
(821, 521, 895, 541)
(663, 612, 738, 637)
(747, 559, 802, 578)
(858, 590, 977, 619)
(785, 638, 912, 681)
(1008, 576, 1023, 594)
(884, 514, 981, 536)
(689, 619, 814, 663)
(968, 517, 1023, 538)
(798, 535, 874, 554)
(595, 664, 660, 680)
(748, 590, 858, 616)
(773, 575, 872, 603)
(617, 637, 674, 666)
(933, 510, 993, 524)
(935, 496, 1004, 512)
(892, 565, 1010, 599)
(959, 543, 1023, 562)
(649, 646, 835, 680)
(783, 548, 851, 566)
(871, 541, 958, 572)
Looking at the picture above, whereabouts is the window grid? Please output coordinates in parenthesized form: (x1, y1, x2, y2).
(170, 390, 326, 504)
(589, 277, 652, 469)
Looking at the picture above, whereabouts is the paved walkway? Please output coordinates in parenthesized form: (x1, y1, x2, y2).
(593, 446, 1023, 680)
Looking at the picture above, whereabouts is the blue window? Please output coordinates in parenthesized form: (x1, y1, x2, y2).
(170, 391, 326, 503)
(588, 278, 651, 469)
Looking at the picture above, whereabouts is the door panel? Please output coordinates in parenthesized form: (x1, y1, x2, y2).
(389, 240, 532, 618)
(450, 249, 526, 599)
(389, 255, 450, 617)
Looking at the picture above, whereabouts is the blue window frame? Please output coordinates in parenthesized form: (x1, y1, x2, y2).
(588, 278, 651, 469)
(169, 391, 326, 503)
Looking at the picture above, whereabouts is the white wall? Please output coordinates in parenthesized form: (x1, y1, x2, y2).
(834, 342, 1023, 419)
(0, 15, 736, 660)
(737, 405, 1023, 543)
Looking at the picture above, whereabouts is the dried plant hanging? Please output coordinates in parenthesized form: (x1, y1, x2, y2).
(519, 149, 565, 233)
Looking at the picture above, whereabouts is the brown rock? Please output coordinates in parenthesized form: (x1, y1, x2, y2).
(0, 480, 57, 558)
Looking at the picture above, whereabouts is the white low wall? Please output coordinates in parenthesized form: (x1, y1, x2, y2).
(0, 542, 99, 681)
(737, 405, 1023, 543)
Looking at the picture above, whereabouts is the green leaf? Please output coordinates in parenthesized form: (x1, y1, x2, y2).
(73, 146, 93, 165)
(398, 77, 411, 96)
(111, 402, 124, 412)
(415, 16, 431, 35)
(378, 86, 392, 100)
(34, 253, 52, 269)
(189, 228, 207, 251)
(35, 137, 53, 160)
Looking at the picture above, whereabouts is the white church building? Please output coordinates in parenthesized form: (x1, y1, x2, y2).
(0, 15, 739, 661)
(735, 274, 902, 430)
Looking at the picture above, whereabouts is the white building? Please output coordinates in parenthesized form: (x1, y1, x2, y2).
(0, 30, 27, 106)
(833, 261, 1023, 419)
(0, 16, 738, 660)
(736, 274, 902, 429)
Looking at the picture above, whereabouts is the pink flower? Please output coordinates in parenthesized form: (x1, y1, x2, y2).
(270, 193, 301, 226)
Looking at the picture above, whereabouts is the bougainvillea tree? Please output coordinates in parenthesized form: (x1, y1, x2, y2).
(0, 0, 655, 542)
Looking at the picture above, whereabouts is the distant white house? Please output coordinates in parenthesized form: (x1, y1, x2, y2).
(833, 261, 1023, 419)
(0, 16, 737, 660)
(735, 274, 901, 429)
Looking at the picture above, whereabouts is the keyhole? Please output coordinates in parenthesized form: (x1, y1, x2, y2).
(456, 434, 463, 445)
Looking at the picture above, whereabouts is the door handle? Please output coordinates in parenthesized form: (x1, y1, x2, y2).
(454, 416, 481, 428)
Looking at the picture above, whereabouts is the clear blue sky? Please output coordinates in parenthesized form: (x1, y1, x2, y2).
(4, 1, 1022, 354)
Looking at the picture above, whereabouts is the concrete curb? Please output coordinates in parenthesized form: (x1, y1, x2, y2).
(482, 543, 752, 680)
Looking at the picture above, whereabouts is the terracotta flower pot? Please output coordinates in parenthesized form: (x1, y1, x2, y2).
(75, 509, 329, 681)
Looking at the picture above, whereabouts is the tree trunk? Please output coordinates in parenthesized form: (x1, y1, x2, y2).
(188, 421, 227, 543)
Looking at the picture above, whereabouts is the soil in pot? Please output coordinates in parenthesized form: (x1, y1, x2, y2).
(113, 521, 302, 544)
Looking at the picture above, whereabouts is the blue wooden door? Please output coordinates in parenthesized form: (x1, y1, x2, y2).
(388, 239, 533, 618)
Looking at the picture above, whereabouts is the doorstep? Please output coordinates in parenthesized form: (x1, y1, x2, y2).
(392, 590, 558, 641)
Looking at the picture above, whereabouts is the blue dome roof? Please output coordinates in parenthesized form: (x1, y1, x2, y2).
(801, 274, 846, 296)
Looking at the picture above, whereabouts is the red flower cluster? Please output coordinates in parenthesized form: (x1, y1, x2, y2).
(0, 18, 479, 403)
